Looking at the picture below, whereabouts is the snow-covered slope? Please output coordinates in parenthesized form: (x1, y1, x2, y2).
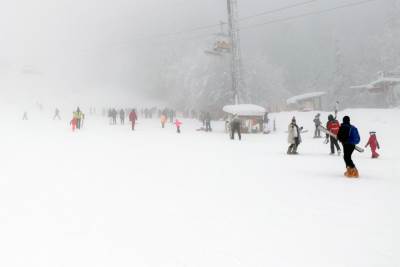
(0, 108, 398, 267)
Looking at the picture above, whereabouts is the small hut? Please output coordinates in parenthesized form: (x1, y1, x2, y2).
(286, 91, 326, 111)
(223, 104, 266, 133)
(350, 71, 400, 107)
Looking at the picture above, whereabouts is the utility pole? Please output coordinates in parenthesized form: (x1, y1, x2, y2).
(227, 0, 243, 105)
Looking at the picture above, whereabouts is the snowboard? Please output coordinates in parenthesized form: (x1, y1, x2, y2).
(318, 125, 364, 153)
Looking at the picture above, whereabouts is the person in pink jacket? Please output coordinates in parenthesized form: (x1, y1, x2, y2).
(365, 131, 380, 158)
(175, 119, 182, 133)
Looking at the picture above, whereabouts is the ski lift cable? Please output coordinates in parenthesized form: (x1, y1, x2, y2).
(239, 0, 383, 31)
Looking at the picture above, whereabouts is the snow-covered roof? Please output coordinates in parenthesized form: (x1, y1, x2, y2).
(223, 104, 266, 116)
(286, 91, 326, 105)
(350, 77, 400, 90)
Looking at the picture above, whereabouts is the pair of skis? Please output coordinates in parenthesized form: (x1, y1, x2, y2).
(318, 125, 365, 153)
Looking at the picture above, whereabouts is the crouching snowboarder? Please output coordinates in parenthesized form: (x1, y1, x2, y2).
(287, 117, 302, 154)
(337, 116, 361, 178)
(365, 131, 380, 158)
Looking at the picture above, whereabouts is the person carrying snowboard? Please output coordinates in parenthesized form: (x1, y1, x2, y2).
(230, 114, 242, 140)
(287, 117, 302, 154)
(129, 109, 138, 131)
(313, 113, 322, 138)
(326, 114, 341, 155)
(337, 116, 360, 178)
(365, 131, 380, 158)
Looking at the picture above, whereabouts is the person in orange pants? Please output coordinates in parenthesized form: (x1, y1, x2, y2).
(365, 131, 380, 158)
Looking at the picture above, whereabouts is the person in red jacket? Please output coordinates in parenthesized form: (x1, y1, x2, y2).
(175, 119, 182, 133)
(326, 114, 341, 155)
(70, 116, 77, 132)
(365, 131, 380, 158)
(129, 109, 138, 131)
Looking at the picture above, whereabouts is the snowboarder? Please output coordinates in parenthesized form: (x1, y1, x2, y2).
(119, 109, 125, 125)
(337, 116, 361, 178)
(129, 109, 138, 131)
(230, 114, 242, 140)
(205, 112, 212, 132)
(53, 108, 61, 120)
(325, 114, 341, 155)
(287, 117, 302, 154)
(175, 119, 182, 133)
(365, 131, 380, 158)
(313, 113, 322, 138)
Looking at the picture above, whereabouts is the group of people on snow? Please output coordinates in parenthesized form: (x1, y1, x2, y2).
(70, 107, 84, 131)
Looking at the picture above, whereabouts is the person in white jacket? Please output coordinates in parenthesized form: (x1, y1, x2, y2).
(287, 117, 302, 154)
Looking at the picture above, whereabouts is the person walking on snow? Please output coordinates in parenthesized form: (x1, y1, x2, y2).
(287, 117, 302, 154)
(119, 109, 125, 125)
(230, 114, 242, 140)
(129, 109, 138, 131)
(313, 113, 322, 138)
(365, 131, 380, 158)
(160, 114, 167, 128)
(205, 112, 212, 132)
(326, 114, 341, 155)
(53, 108, 61, 120)
(175, 119, 182, 133)
(337, 116, 361, 178)
(70, 112, 78, 132)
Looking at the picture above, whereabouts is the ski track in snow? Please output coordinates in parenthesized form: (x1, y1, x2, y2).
(0, 108, 399, 267)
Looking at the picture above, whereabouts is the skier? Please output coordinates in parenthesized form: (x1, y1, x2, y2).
(325, 114, 341, 155)
(53, 108, 61, 120)
(337, 116, 361, 178)
(70, 112, 78, 132)
(230, 114, 242, 140)
(76, 107, 83, 129)
(129, 109, 138, 131)
(119, 109, 125, 125)
(365, 131, 380, 158)
(175, 119, 182, 133)
(287, 117, 302, 154)
(22, 111, 28, 120)
(160, 113, 167, 128)
(205, 112, 212, 132)
(112, 108, 117, 125)
(313, 113, 322, 138)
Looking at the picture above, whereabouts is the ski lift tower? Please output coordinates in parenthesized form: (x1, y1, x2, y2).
(227, 0, 243, 105)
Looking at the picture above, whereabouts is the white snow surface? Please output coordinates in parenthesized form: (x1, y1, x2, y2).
(0, 107, 399, 267)
(286, 91, 327, 104)
(223, 104, 266, 116)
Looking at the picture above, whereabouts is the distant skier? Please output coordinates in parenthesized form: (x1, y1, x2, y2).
(205, 112, 212, 132)
(129, 109, 138, 131)
(160, 114, 167, 128)
(70, 113, 78, 132)
(22, 111, 28, 120)
(230, 114, 242, 140)
(287, 117, 302, 154)
(119, 109, 125, 125)
(112, 108, 117, 125)
(175, 119, 182, 133)
(76, 107, 83, 129)
(337, 116, 361, 178)
(365, 131, 380, 158)
(325, 114, 341, 155)
(53, 108, 61, 120)
(313, 113, 322, 138)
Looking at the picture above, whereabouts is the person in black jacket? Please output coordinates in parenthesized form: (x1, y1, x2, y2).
(337, 116, 359, 178)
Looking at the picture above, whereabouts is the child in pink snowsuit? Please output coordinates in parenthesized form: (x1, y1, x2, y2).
(175, 119, 182, 133)
(365, 131, 380, 158)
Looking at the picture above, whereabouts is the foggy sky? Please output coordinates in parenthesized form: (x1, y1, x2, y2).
(0, 0, 393, 107)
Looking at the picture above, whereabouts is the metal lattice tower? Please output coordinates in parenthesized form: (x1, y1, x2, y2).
(227, 0, 243, 104)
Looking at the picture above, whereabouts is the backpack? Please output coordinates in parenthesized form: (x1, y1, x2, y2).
(348, 125, 360, 145)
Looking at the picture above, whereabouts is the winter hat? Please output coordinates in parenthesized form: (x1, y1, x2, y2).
(369, 131, 376, 134)
(328, 114, 334, 121)
(291, 116, 296, 123)
(343, 116, 350, 124)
